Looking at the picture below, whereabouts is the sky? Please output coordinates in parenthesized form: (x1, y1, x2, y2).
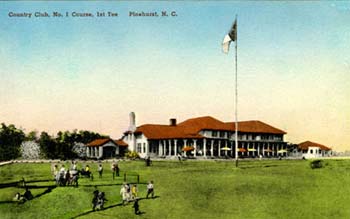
(1, 1, 349, 151)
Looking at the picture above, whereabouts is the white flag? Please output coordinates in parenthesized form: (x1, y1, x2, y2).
(222, 19, 237, 54)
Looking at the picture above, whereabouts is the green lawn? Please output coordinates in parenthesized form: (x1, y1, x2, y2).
(0, 159, 350, 219)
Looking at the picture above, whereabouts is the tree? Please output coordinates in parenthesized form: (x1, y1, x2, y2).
(77, 130, 109, 144)
(72, 142, 86, 158)
(20, 141, 41, 159)
(39, 131, 58, 159)
(0, 123, 25, 161)
(26, 130, 38, 141)
(38, 129, 108, 160)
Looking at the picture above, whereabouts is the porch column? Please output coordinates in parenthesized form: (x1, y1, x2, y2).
(146, 142, 149, 157)
(262, 143, 265, 157)
(174, 139, 177, 156)
(168, 140, 171, 156)
(163, 140, 166, 156)
(210, 140, 214, 157)
(253, 142, 256, 157)
(230, 141, 233, 156)
(99, 146, 103, 158)
(246, 142, 248, 156)
(218, 140, 221, 157)
(203, 138, 207, 158)
(86, 147, 90, 158)
(257, 143, 260, 157)
(225, 140, 228, 156)
(158, 141, 162, 156)
(193, 139, 197, 157)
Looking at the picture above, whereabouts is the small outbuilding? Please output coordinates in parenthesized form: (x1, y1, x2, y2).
(298, 141, 332, 159)
(86, 138, 128, 159)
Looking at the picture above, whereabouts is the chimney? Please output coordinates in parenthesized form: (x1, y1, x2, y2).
(169, 118, 177, 126)
(128, 112, 136, 132)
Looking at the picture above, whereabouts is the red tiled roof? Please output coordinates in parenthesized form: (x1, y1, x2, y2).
(87, 138, 111, 147)
(225, 120, 287, 134)
(135, 124, 203, 140)
(115, 139, 128, 147)
(298, 141, 331, 151)
(133, 116, 286, 139)
(178, 116, 231, 134)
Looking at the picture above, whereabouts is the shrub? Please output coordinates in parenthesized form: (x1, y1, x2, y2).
(310, 160, 323, 169)
(125, 151, 140, 159)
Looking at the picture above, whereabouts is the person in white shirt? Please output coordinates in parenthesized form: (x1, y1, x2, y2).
(146, 181, 154, 199)
(120, 183, 128, 205)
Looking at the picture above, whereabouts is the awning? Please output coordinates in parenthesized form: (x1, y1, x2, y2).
(221, 147, 231, 151)
(238, 148, 247, 152)
(182, 146, 194, 152)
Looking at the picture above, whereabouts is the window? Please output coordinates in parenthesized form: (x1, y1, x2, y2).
(143, 143, 146, 153)
(310, 149, 313, 154)
(220, 131, 225, 138)
(212, 131, 218, 137)
(137, 143, 142, 153)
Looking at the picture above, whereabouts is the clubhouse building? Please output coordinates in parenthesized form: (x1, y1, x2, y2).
(122, 112, 287, 159)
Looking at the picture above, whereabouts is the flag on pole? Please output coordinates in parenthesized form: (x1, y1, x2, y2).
(222, 19, 237, 54)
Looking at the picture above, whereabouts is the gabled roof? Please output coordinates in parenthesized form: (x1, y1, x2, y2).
(178, 116, 231, 134)
(115, 139, 128, 147)
(87, 138, 110, 147)
(132, 116, 286, 140)
(87, 138, 118, 147)
(225, 120, 287, 134)
(135, 124, 203, 140)
(298, 141, 331, 151)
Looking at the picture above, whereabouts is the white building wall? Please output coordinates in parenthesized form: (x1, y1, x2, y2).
(126, 134, 149, 158)
(302, 146, 325, 159)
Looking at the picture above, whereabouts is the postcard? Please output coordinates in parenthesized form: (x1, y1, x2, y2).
(0, 1, 349, 218)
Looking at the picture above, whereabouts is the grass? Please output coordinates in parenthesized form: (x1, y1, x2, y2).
(0, 159, 350, 219)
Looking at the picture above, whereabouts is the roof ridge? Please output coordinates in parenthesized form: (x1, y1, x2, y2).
(178, 115, 225, 125)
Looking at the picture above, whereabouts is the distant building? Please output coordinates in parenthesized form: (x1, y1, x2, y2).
(122, 113, 287, 159)
(297, 141, 332, 159)
(86, 138, 128, 159)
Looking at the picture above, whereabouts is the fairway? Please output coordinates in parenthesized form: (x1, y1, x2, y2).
(0, 159, 350, 219)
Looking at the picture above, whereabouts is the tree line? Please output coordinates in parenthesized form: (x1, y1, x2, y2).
(0, 123, 109, 161)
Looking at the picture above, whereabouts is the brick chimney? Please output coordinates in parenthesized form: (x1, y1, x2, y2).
(169, 118, 177, 126)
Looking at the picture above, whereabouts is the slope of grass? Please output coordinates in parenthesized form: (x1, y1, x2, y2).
(0, 159, 350, 219)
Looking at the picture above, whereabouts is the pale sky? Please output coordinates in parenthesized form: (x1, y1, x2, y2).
(1, 1, 349, 151)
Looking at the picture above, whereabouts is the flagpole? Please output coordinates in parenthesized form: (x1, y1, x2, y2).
(234, 15, 238, 167)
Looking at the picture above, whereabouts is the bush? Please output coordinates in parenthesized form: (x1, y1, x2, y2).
(310, 160, 323, 169)
(125, 151, 140, 159)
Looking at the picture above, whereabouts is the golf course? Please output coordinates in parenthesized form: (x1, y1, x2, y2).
(0, 159, 349, 219)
